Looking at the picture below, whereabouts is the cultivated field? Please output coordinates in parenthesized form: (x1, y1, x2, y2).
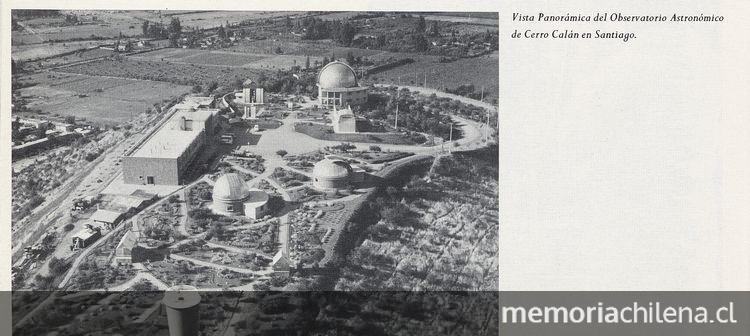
(130, 48, 329, 70)
(132, 49, 267, 67)
(164, 10, 306, 30)
(226, 40, 383, 58)
(17, 72, 191, 125)
(56, 58, 267, 86)
(11, 40, 118, 61)
(422, 14, 498, 26)
(12, 12, 142, 45)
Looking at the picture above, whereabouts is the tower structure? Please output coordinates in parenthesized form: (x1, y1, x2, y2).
(163, 285, 201, 336)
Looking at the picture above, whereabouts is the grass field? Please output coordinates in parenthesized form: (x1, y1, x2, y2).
(179, 51, 267, 66)
(294, 123, 424, 145)
(16, 72, 191, 125)
(366, 51, 499, 100)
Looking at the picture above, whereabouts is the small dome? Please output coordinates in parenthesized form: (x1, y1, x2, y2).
(318, 61, 358, 89)
(313, 159, 352, 179)
(213, 173, 249, 201)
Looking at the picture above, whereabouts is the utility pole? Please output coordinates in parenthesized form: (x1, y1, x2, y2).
(423, 72, 427, 88)
(449, 122, 454, 153)
(486, 107, 491, 142)
(394, 90, 399, 129)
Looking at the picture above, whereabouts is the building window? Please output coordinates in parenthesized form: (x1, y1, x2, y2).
(226, 205, 233, 212)
(147, 176, 154, 184)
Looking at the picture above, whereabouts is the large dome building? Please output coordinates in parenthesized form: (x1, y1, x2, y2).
(312, 158, 353, 190)
(317, 61, 368, 108)
(212, 173, 269, 219)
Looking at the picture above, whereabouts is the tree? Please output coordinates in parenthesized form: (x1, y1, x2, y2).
(142, 20, 150, 36)
(217, 25, 226, 39)
(207, 81, 219, 93)
(339, 22, 356, 46)
(429, 21, 440, 36)
(64, 115, 76, 125)
(414, 34, 430, 52)
(416, 16, 426, 33)
(305, 55, 310, 69)
(276, 150, 288, 157)
(168, 17, 182, 47)
(376, 34, 387, 48)
(346, 51, 355, 65)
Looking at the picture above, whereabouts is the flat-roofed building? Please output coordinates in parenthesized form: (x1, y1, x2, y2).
(89, 209, 125, 230)
(122, 107, 217, 186)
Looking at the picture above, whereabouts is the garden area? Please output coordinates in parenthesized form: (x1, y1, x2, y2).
(216, 221, 279, 254)
(337, 148, 414, 164)
(187, 180, 213, 206)
(172, 239, 270, 271)
(283, 150, 326, 172)
(271, 167, 310, 188)
(69, 291, 162, 334)
(66, 226, 138, 290)
(223, 154, 265, 174)
(137, 195, 183, 246)
(294, 122, 427, 145)
(148, 258, 256, 288)
(12, 292, 110, 335)
(288, 203, 346, 268)
(213, 162, 256, 181)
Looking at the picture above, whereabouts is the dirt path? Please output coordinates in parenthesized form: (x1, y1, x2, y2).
(105, 271, 169, 291)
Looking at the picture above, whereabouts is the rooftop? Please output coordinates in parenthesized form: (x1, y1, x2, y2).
(130, 109, 216, 159)
(73, 227, 100, 240)
(89, 209, 124, 223)
(130, 129, 203, 159)
(318, 61, 358, 89)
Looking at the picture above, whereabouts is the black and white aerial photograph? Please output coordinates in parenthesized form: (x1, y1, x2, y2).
(9, 9, 499, 335)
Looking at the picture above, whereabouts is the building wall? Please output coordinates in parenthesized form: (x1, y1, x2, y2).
(319, 87, 368, 108)
(244, 203, 268, 220)
(313, 176, 349, 190)
(334, 115, 356, 133)
(123, 157, 180, 185)
(213, 198, 245, 216)
(175, 131, 206, 174)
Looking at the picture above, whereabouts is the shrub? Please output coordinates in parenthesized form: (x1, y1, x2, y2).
(64, 223, 75, 231)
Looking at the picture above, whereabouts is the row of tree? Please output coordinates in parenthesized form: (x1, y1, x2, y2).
(141, 17, 182, 47)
